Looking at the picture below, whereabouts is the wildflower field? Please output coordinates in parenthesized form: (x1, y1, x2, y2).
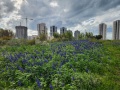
(0, 40, 120, 90)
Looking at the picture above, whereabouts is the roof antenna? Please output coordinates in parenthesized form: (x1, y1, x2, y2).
(20, 22, 21, 26)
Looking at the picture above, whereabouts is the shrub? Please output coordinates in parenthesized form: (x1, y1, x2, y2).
(39, 34, 47, 41)
(95, 35, 102, 40)
(27, 39, 35, 45)
(6, 39, 27, 46)
(53, 32, 60, 38)
(0, 28, 14, 40)
(0, 40, 8, 46)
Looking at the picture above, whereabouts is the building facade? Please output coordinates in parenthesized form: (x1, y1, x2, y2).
(99, 23, 107, 40)
(37, 23, 47, 36)
(60, 27, 67, 35)
(50, 26, 57, 37)
(15, 26, 27, 39)
(113, 20, 120, 40)
(74, 30, 80, 40)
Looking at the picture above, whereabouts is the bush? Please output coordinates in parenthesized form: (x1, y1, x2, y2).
(0, 40, 8, 46)
(53, 32, 60, 38)
(0, 28, 14, 40)
(27, 39, 35, 45)
(6, 39, 27, 46)
(39, 34, 47, 41)
(95, 35, 102, 40)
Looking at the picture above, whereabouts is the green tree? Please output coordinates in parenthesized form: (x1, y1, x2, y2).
(64, 31, 73, 41)
(0, 28, 14, 40)
(79, 33, 85, 39)
(39, 34, 47, 41)
(95, 35, 102, 40)
(85, 32, 93, 39)
(53, 32, 60, 38)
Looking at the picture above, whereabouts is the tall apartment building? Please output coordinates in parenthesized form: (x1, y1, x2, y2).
(37, 23, 47, 36)
(99, 23, 107, 40)
(15, 26, 27, 39)
(113, 20, 120, 40)
(50, 26, 57, 37)
(60, 27, 67, 35)
(74, 30, 80, 40)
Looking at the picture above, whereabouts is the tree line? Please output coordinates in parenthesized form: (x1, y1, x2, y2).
(0, 27, 102, 42)
(38, 31, 102, 42)
(52, 31, 102, 41)
(0, 28, 14, 40)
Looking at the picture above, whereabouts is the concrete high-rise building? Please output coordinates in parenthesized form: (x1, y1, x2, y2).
(60, 27, 67, 34)
(113, 20, 120, 40)
(37, 23, 47, 36)
(15, 26, 27, 39)
(74, 30, 80, 40)
(99, 23, 107, 40)
(50, 26, 57, 37)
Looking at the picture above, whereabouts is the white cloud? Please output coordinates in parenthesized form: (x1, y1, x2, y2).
(50, 1, 59, 7)
(82, 18, 95, 26)
(14, 0, 22, 8)
(28, 29, 37, 36)
(69, 6, 120, 39)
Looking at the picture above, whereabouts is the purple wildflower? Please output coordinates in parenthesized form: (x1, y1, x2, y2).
(36, 78, 41, 88)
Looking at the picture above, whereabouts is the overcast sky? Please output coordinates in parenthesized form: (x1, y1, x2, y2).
(0, 0, 120, 39)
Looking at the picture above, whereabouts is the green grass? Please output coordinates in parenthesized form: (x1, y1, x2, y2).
(0, 40, 120, 90)
(99, 40, 120, 89)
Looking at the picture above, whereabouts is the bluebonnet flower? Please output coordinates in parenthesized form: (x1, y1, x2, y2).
(17, 53, 22, 58)
(86, 68, 89, 73)
(9, 54, 13, 62)
(60, 63, 63, 68)
(6, 66, 8, 70)
(27, 62, 31, 66)
(18, 80, 22, 86)
(70, 83, 72, 86)
(40, 73, 43, 76)
(18, 66, 24, 72)
(66, 59, 69, 62)
(73, 68, 76, 72)
(44, 59, 48, 63)
(39, 62, 43, 66)
(52, 64, 56, 70)
(70, 64, 72, 68)
(36, 78, 41, 88)
(8, 65, 13, 70)
(57, 71, 61, 74)
(61, 83, 64, 87)
(42, 50, 44, 54)
(49, 84, 53, 90)
(26, 69, 30, 73)
(31, 55, 35, 59)
(14, 56, 18, 62)
(72, 76, 75, 81)
(22, 59, 27, 64)
(0, 70, 4, 74)
(49, 55, 52, 60)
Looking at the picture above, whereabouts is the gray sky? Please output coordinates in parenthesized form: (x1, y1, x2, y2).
(0, 0, 120, 39)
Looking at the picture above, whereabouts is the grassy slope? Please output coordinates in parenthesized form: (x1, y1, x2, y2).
(98, 40, 120, 89)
